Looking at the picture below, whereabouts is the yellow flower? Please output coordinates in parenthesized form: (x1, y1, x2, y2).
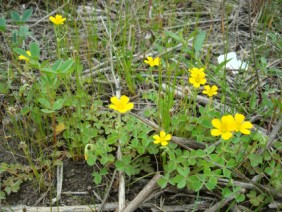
(203, 85, 218, 97)
(144, 56, 160, 67)
(189, 67, 206, 88)
(109, 95, 134, 114)
(233, 113, 253, 135)
(18, 51, 31, 61)
(49, 14, 66, 25)
(153, 131, 172, 146)
(211, 115, 235, 140)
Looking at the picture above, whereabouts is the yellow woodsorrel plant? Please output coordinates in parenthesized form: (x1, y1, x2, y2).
(14, 42, 75, 145)
(84, 96, 161, 184)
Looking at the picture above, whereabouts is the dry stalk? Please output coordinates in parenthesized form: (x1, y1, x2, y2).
(100, 3, 124, 211)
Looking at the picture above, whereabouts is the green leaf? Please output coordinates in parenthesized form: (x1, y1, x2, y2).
(187, 175, 203, 191)
(264, 167, 274, 175)
(226, 159, 236, 167)
(188, 158, 196, 165)
(100, 168, 108, 175)
(52, 99, 64, 111)
(52, 60, 63, 72)
(173, 175, 186, 189)
(177, 166, 190, 176)
(58, 59, 74, 73)
(194, 30, 206, 57)
(41, 67, 57, 74)
(92, 172, 102, 185)
(11, 180, 22, 192)
(205, 145, 215, 154)
(21, 8, 33, 22)
(5, 186, 11, 195)
(11, 11, 21, 22)
(222, 188, 233, 198)
(166, 162, 177, 173)
(124, 166, 136, 176)
(247, 190, 257, 198)
(249, 154, 263, 167)
(13, 48, 30, 58)
(122, 155, 131, 165)
(164, 30, 184, 43)
(206, 176, 217, 190)
(115, 160, 125, 170)
(263, 151, 271, 161)
(41, 109, 55, 114)
(29, 42, 40, 58)
(87, 155, 96, 166)
(223, 168, 231, 178)
(0, 17, 6, 32)
(0, 191, 6, 200)
(38, 98, 51, 109)
(18, 26, 32, 38)
(235, 194, 245, 203)
(158, 177, 168, 189)
(195, 149, 206, 157)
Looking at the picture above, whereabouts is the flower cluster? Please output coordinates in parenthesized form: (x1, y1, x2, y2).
(188, 67, 218, 98)
(211, 113, 253, 140)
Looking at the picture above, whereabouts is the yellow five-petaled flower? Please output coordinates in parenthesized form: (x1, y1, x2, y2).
(109, 95, 134, 114)
(233, 113, 253, 135)
(49, 14, 66, 25)
(153, 131, 172, 146)
(211, 115, 235, 140)
(189, 67, 207, 88)
(202, 85, 218, 97)
(144, 56, 160, 67)
(18, 50, 31, 62)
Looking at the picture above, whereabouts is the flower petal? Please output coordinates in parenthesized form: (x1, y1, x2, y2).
(222, 115, 235, 131)
(154, 140, 161, 144)
(49, 16, 55, 22)
(153, 135, 160, 140)
(110, 96, 119, 105)
(164, 134, 172, 141)
(212, 119, 221, 129)
(211, 85, 218, 92)
(160, 131, 166, 138)
(235, 113, 245, 123)
(125, 102, 134, 111)
(153, 57, 160, 66)
(109, 104, 118, 110)
(240, 128, 251, 135)
(242, 121, 253, 129)
(222, 132, 233, 140)
(200, 78, 207, 85)
(211, 129, 221, 136)
(120, 95, 130, 104)
(161, 141, 168, 146)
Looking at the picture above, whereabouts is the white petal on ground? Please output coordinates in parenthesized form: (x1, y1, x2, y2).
(217, 52, 248, 74)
